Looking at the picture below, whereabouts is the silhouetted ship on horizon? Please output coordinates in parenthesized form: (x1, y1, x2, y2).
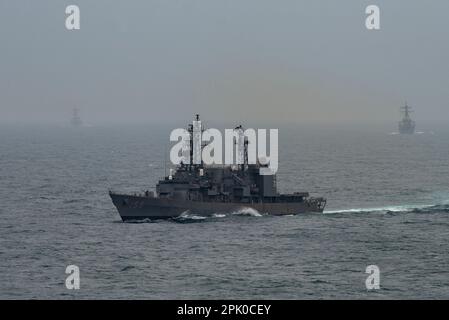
(109, 115, 326, 221)
(71, 108, 82, 127)
(398, 103, 415, 134)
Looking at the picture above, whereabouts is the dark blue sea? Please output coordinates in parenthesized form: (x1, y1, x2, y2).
(1, 124, 448, 299)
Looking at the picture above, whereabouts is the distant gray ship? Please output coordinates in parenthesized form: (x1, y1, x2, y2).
(71, 108, 82, 127)
(398, 103, 415, 134)
(109, 115, 326, 221)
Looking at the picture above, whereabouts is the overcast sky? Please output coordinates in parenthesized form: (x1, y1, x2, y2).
(0, 0, 448, 125)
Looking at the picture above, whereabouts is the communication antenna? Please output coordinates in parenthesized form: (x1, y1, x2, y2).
(164, 143, 167, 178)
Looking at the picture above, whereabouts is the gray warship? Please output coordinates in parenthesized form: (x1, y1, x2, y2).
(398, 103, 415, 134)
(109, 116, 326, 221)
(71, 108, 82, 127)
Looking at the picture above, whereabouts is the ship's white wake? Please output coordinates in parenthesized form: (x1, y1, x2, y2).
(324, 203, 449, 215)
(389, 131, 433, 135)
(126, 202, 449, 224)
(173, 208, 263, 222)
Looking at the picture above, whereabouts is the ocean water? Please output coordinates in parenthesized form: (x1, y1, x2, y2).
(1, 124, 449, 299)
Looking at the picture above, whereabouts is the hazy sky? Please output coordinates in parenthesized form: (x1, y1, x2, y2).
(1, 0, 448, 125)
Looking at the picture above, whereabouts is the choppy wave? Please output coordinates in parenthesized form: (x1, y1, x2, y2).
(324, 203, 449, 215)
(231, 207, 263, 217)
(124, 218, 160, 223)
(174, 211, 207, 222)
(212, 213, 226, 218)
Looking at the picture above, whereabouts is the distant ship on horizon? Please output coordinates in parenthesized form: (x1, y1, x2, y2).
(398, 103, 415, 134)
(71, 108, 83, 127)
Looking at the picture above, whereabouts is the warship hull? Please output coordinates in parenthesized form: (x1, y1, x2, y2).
(398, 124, 415, 134)
(110, 193, 325, 221)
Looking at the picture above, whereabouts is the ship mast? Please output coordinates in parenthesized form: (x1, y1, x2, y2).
(400, 102, 413, 120)
(188, 114, 204, 171)
(234, 124, 248, 172)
